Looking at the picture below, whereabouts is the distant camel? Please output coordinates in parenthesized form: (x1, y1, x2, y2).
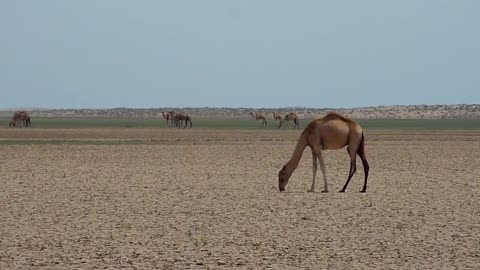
(173, 113, 192, 128)
(279, 112, 299, 129)
(272, 112, 282, 123)
(9, 111, 31, 127)
(162, 111, 175, 127)
(278, 112, 369, 193)
(249, 112, 267, 127)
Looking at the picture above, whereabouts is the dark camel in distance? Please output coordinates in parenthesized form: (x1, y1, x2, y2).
(278, 112, 369, 193)
(173, 113, 192, 128)
(249, 112, 267, 127)
(279, 112, 299, 129)
(9, 111, 31, 127)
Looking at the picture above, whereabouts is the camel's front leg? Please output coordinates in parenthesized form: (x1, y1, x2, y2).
(308, 149, 317, 192)
(318, 150, 329, 193)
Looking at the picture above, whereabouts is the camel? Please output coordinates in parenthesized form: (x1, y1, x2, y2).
(249, 112, 267, 127)
(278, 112, 369, 193)
(279, 112, 300, 129)
(173, 113, 192, 128)
(272, 112, 282, 123)
(9, 111, 31, 127)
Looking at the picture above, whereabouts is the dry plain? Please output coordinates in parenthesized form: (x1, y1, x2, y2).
(1, 128, 479, 269)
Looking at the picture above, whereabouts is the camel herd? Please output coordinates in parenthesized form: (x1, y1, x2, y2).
(8, 111, 31, 127)
(160, 110, 301, 129)
(251, 111, 300, 129)
(6, 110, 300, 129)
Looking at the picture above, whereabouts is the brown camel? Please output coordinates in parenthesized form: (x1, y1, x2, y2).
(272, 112, 282, 122)
(279, 112, 300, 129)
(249, 112, 267, 127)
(162, 111, 175, 127)
(173, 113, 192, 128)
(9, 111, 31, 127)
(278, 112, 369, 193)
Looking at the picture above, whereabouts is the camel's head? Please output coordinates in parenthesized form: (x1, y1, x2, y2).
(278, 165, 291, 192)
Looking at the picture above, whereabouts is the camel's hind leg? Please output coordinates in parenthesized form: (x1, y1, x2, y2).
(357, 133, 369, 192)
(339, 144, 358, 193)
(308, 149, 318, 192)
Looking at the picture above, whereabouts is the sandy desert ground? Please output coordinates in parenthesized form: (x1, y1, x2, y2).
(1, 128, 479, 269)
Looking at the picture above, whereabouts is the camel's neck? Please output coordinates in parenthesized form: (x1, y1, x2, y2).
(285, 131, 308, 173)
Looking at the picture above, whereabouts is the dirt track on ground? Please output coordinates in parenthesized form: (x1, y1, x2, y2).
(1, 129, 479, 269)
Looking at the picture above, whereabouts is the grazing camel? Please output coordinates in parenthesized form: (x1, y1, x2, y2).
(279, 112, 300, 129)
(162, 111, 175, 127)
(249, 112, 267, 127)
(173, 113, 192, 128)
(9, 111, 31, 127)
(278, 112, 369, 193)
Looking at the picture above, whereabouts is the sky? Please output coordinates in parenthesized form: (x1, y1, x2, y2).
(1, 1, 479, 109)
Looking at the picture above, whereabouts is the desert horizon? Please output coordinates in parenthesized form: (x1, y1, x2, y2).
(2, 104, 480, 120)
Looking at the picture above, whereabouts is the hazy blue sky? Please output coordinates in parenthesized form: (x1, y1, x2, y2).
(1, 1, 479, 109)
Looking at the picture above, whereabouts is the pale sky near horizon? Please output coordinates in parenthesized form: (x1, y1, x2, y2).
(1, 1, 479, 109)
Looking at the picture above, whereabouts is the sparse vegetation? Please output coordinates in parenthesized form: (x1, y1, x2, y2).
(2, 117, 480, 130)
